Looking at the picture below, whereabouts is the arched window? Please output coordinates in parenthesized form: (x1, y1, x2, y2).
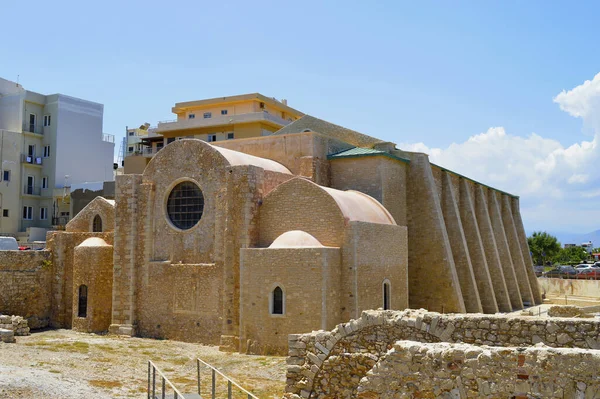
(78, 285, 88, 318)
(383, 280, 391, 310)
(271, 286, 284, 315)
(92, 215, 102, 232)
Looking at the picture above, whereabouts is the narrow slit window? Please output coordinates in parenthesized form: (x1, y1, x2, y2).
(383, 280, 390, 310)
(272, 286, 284, 315)
(78, 285, 88, 317)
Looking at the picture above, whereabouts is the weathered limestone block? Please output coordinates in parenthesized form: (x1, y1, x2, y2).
(548, 305, 584, 318)
(0, 328, 15, 343)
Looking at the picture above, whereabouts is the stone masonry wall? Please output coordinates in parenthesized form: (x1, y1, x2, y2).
(66, 197, 115, 233)
(240, 247, 341, 355)
(46, 231, 114, 329)
(284, 309, 600, 398)
(357, 341, 600, 398)
(0, 250, 52, 329)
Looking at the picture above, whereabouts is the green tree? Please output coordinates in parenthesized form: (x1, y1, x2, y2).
(527, 231, 561, 265)
(553, 246, 588, 264)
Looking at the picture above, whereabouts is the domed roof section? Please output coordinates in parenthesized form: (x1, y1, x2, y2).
(269, 230, 326, 248)
(211, 145, 291, 174)
(320, 186, 396, 225)
(77, 237, 111, 247)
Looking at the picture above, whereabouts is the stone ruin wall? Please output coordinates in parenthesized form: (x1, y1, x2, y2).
(357, 341, 600, 398)
(284, 309, 600, 399)
(0, 250, 52, 329)
(0, 315, 30, 343)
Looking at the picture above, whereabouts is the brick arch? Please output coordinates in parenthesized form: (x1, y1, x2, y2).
(286, 310, 449, 399)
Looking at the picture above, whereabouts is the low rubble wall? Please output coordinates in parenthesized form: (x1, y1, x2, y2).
(284, 309, 600, 398)
(357, 341, 600, 398)
(0, 315, 30, 344)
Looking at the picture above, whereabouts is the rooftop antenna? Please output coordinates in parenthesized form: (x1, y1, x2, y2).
(16, 75, 19, 86)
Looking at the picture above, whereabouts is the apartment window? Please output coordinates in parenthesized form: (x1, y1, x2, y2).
(203, 112, 212, 119)
(167, 137, 175, 145)
(227, 132, 234, 140)
(259, 102, 265, 109)
(28, 144, 35, 157)
(188, 114, 195, 119)
(43, 146, 51, 158)
(207, 134, 216, 142)
(26, 176, 34, 195)
(128, 146, 134, 152)
(40, 207, 48, 220)
(29, 114, 36, 131)
(42, 177, 48, 189)
(22, 206, 33, 220)
(128, 131, 135, 136)
(3, 170, 10, 182)
(43, 115, 51, 127)
(156, 142, 164, 151)
(3, 210, 8, 217)
(221, 109, 228, 115)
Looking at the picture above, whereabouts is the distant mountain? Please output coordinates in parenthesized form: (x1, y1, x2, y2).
(552, 230, 600, 248)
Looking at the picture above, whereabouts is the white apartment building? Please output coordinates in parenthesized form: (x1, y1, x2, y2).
(0, 77, 115, 238)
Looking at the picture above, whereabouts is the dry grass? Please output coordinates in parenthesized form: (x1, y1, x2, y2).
(89, 379, 123, 389)
(1, 329, 286, 398)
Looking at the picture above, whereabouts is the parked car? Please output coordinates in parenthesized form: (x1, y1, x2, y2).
(575, 264, 591, 269)
(0, 237, 19, 250)
(543, 265, 577, 278)
(577, 267, 600, 280)
(534, 265, 545, 277)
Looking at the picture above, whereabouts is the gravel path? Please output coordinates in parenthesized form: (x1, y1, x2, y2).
(0, 329, 285, 398)
(0, 365, 111, 398)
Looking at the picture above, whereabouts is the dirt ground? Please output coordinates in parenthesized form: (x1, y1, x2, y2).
(0, 329, 286, 399)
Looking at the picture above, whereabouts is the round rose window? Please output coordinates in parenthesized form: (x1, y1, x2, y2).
(166, 181, 204, 230)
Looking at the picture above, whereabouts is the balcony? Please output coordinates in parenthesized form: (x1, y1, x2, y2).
(127, 146, 162, 158)
(22, 122, 44, 135)
(21, 154, 43, 166)
(103, 133, 115, 143)
(23, 185, 41, 196)
(156, 111, 292, 134)
(52, 216, 70, 228)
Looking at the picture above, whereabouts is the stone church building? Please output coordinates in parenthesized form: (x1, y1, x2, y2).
(1, 115, 542, 355)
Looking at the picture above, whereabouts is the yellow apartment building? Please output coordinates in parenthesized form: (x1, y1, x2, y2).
(123, 93, 304, 174)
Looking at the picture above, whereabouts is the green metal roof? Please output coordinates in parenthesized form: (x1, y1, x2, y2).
(327, 147, 410, 163)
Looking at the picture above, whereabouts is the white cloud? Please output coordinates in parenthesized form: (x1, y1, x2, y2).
(568, 174, 589, 184)
(401, 73, 600, 232)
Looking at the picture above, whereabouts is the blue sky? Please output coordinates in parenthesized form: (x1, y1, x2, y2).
(2, 1, 599, 234)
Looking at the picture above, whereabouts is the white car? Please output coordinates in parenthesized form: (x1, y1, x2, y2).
(0, 237, 19, 250)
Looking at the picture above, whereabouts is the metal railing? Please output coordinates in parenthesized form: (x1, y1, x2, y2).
(22, 122, 44, 135)
(148, 360, 186, 399)
(23, 185, 41, 196)
(52, 216, 70, 227)
(103, 133, 115, 143)
(196, 358, 258, 399)
(21, 154, 43, 165)
(156, 111, 292, 133)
